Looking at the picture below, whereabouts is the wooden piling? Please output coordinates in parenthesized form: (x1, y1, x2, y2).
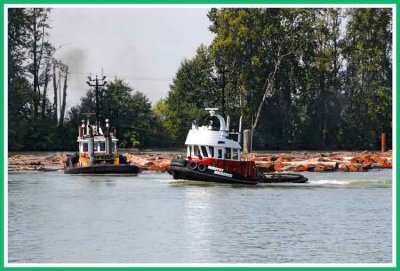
(381, 132, 386, 152)
(243, 129, 251, 153)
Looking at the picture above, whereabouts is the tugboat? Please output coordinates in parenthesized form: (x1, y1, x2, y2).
(64, 116, 140, 174)
(64, 74, 139, 174)
(167, 108, 308, 184)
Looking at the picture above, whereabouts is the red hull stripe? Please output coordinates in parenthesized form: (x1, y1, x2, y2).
(187, 157, 257, 177)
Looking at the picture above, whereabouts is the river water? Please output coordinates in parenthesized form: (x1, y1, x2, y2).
(8, 169, 392, 264)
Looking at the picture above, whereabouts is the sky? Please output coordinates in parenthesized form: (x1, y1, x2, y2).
(48, 8, 215, 109)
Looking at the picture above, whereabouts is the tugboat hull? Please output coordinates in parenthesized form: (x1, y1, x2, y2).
(64, 164, 140, 174)
(168, 165, 259, 185)
(168, 160, 308, 185)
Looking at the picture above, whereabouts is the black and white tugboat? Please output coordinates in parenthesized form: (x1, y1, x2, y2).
(64, 117, 140, 174)
(168, 108, 308, 184)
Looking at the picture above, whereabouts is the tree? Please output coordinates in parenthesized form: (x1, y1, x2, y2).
(8, 8, 72, 150)
(40, 42, 55, 120)
(298, 8, 345, 149)
(163, 45, 218, 144)
(8, 7, 392, 151)
(69, 78, 160, 148)
(59, 65, 68, 127)
(208, 8, 321, 148)
(25, 8, 51, 119)
(342, 8, 392, 149)
(8, 8, 31, 150)
(8, 8, 29, 85)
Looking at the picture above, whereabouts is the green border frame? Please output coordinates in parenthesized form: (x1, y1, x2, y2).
(2, 1, 397, 270)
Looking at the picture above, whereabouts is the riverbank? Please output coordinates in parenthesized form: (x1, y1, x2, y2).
(8, 150, 392, 173)
(7, 152, 174, 173)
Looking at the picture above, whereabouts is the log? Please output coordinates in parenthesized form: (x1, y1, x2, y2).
(8, 151, 392, 173)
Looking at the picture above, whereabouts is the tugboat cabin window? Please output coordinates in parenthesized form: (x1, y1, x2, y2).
(99, 142, 105, 152)
(82, 143, 88, 152)
(208, 146, 214, 157)
(201, 146, 208, 157)
(193, 145, 201, 157)
(96, 143, 101, 152)
(232, 149, 239, 160)
(217, 148, 223, 159)
(225, 148, 232, 159)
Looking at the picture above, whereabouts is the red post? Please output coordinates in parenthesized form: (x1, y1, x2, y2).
(381, 132, 386, 152)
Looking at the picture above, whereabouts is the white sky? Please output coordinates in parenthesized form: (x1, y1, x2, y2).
(48, 8, 214, 108)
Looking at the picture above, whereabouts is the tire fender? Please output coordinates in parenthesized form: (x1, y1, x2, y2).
(188, 161, 197, 170)
(198, 163, 207, 172)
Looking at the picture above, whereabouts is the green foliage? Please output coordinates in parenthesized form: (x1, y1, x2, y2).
(162, 45, 218, 144)
(163, 8, 392, 150)
(69, 78, 166, 149)
(205, 8, 346, 149)
(8, 7, 393, 151)
(341, 8, 392, 149)
(8, 8, 59, 151)
(7, 8, 169, 151)
(8, 9, 29, 83)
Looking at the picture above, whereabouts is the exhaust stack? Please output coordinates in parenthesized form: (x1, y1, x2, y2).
(79, 120, 85, 139)
(238, 116, 243, 144)
(88, 125, 94, 165)
(105, 119, 112, 155)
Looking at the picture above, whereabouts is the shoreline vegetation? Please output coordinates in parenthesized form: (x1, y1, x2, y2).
(9, 8, 392, 153)
(8, 151, 392, 173)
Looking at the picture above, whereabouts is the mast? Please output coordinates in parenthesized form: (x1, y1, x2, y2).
(87, 74, 107, 130)
(213, 62, 228, 118)
(220, 69, 226, 118)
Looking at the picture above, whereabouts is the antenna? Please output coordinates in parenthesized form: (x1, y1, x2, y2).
(212, 63, 228, 118)
(238, 116, 243, 144)
(86, 73, 108, 127)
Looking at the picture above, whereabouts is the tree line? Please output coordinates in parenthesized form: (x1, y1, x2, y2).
(158, 8, 392, 150)
(8, 8, 392, 151)
(9, 8, 72, 150)
(8, 8, 166, 151)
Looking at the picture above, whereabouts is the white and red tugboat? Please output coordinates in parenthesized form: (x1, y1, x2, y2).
(64, 117, 140, 174)
(168, 108, 308, 184)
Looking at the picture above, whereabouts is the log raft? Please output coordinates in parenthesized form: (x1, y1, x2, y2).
(8, 151, 392, 173)
(253, 151, 392, 172)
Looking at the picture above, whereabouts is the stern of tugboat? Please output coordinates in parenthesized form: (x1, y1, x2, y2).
(167, 158, 187, 179)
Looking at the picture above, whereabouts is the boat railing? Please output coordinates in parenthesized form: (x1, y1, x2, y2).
(92, 153, 116, 161)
